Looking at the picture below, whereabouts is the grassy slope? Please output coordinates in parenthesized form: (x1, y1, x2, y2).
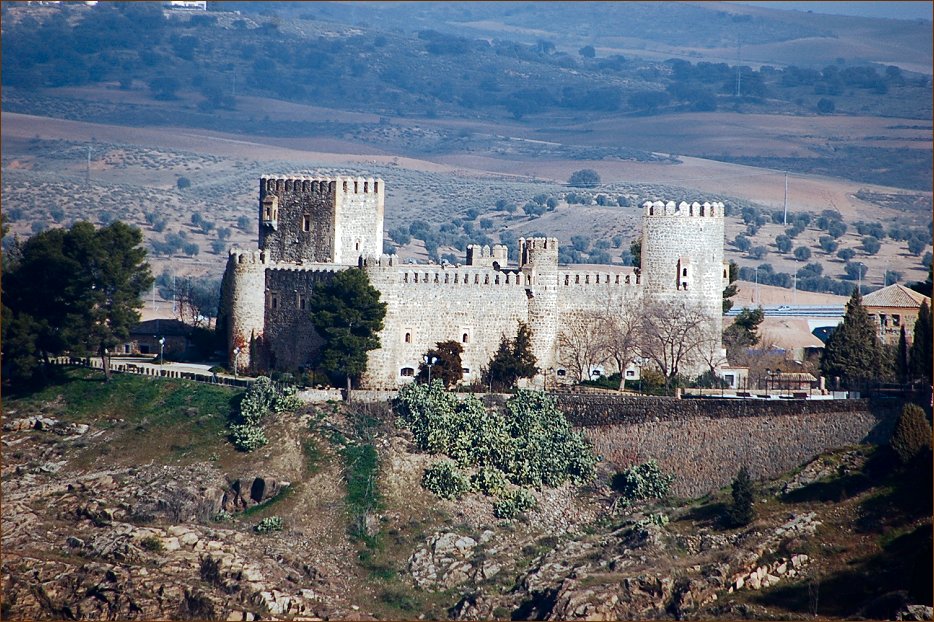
(4, 371, 931, 619)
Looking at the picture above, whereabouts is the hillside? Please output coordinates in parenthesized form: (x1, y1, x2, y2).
(2, 369, 931, 620)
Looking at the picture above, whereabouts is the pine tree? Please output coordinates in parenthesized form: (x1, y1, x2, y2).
(484, 322, 539, 391)
(820, 289, 883, 388)
(908, 301, 932, 384)
(727, 466, 755, 527)
(308, 269, 387, 393)
(2, 221, 152, 384)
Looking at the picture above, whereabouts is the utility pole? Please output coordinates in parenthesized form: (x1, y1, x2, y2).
(735, 38, 742, 98)
(783, 171, 788, 226)
(86, 146, 91, 186)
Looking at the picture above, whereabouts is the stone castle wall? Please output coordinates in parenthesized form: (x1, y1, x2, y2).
(558, 395, 900, 497)
(223, 177, 729, 388)
(221, 250, 269, 372)
(263, 264, 347, 370)
(363, 257, 533, 388)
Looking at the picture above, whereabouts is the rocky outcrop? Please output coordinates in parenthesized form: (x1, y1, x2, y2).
(407, 530, 500, 589)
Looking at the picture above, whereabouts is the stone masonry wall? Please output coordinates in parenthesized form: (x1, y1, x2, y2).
(558, 395, 900, 498)
(263, 265, 347, 371)
(334, 177, 384, 265)
(223, 250, 268, 372)
(364, 260, 531, 389)
(259, 177, 337, 264)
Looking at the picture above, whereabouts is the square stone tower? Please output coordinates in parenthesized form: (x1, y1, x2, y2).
(258, 175, 384, 264)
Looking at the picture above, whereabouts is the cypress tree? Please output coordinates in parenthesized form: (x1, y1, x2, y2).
(909, 301, 932, 384)
(820, 289, 883, 388)
(896, 326, 910, 383)
(727, 466, 755, 527)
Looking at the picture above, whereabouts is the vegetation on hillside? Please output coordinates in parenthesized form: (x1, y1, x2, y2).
(2, 220, 153, 387)
(395, 383, 597, 513)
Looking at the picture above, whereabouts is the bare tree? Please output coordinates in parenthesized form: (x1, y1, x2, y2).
(602, 311, 640, 390)
(640, 301, 711, 387)
(558, 312, 609, 382)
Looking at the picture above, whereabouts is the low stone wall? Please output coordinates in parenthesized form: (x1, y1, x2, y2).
(558, 395, 903, 499)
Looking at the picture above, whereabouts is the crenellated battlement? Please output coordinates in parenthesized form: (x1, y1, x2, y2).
(466, 243, 509, 267)
(399, 266, 531, 287)
(260, 175, 383, 196)
(642, 200, 724, 218)
(360, 254, 398, 269)
(519, 237, 559, 270)
(266, 263, 345, 276)
(559, 269, 641, 287)
(228, 248, 270, 266)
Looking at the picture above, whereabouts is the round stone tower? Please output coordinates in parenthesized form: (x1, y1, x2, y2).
(223, 249, 268, 373)
(519, 237, 560, 380)
(640, 200, 727, 369)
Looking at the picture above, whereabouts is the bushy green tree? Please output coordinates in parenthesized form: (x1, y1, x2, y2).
(417, 340, 464, 387)
(2, 221, 152, 385)
(309, 269, 387, 392)
(890, 404, 932, 465)
(723, 307, 764, 360)
(484, 322, 538, 392)
(820, 289, 883, 388)
(723, 261, 739, 313)
(727, 466, 755, 526)
(568, 168, 601, 188)
(909, 301, 932, 384)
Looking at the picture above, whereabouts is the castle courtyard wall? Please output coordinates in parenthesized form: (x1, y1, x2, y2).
(364, 262, 532, 388)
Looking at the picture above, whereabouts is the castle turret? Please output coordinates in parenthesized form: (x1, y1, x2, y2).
(258, 175, 384, 265)
(222, 249, 268, 373)
(519, 237, 559, 380)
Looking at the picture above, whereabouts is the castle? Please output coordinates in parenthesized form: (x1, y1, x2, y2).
(219, 175, 728, 389)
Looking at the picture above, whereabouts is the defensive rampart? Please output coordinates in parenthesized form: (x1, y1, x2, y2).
(557, 395, 903, 498)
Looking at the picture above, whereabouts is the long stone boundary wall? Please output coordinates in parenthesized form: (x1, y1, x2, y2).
(556, 395, 904, 498)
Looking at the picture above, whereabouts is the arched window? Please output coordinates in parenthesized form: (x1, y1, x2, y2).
(462, 333, 469, 344)
(404, 332, 412, 343)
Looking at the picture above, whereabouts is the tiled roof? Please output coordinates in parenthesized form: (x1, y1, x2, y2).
(862, 284, 930, 309)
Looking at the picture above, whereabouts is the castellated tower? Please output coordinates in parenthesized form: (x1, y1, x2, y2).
(220, 249, 269, 373)
(519, 237, 560, 372)
(640, 200, 728, 368)
(258, 175, 384, 265)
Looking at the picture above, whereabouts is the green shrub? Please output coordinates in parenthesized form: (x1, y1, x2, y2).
(471, 466, 509, 496)
(611, 460, 674, 502)
(493, 488, 537, 519)
(636, 513, 670, 528)
(229, 377, 301, 452)
(422, 460, 471, 500)
(139, 535, 164, 553)
(254, 516, 283, 533)
(230, 423, 267, 452)
(890, 404, 932, 465)
(395, 384, 598, 489)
